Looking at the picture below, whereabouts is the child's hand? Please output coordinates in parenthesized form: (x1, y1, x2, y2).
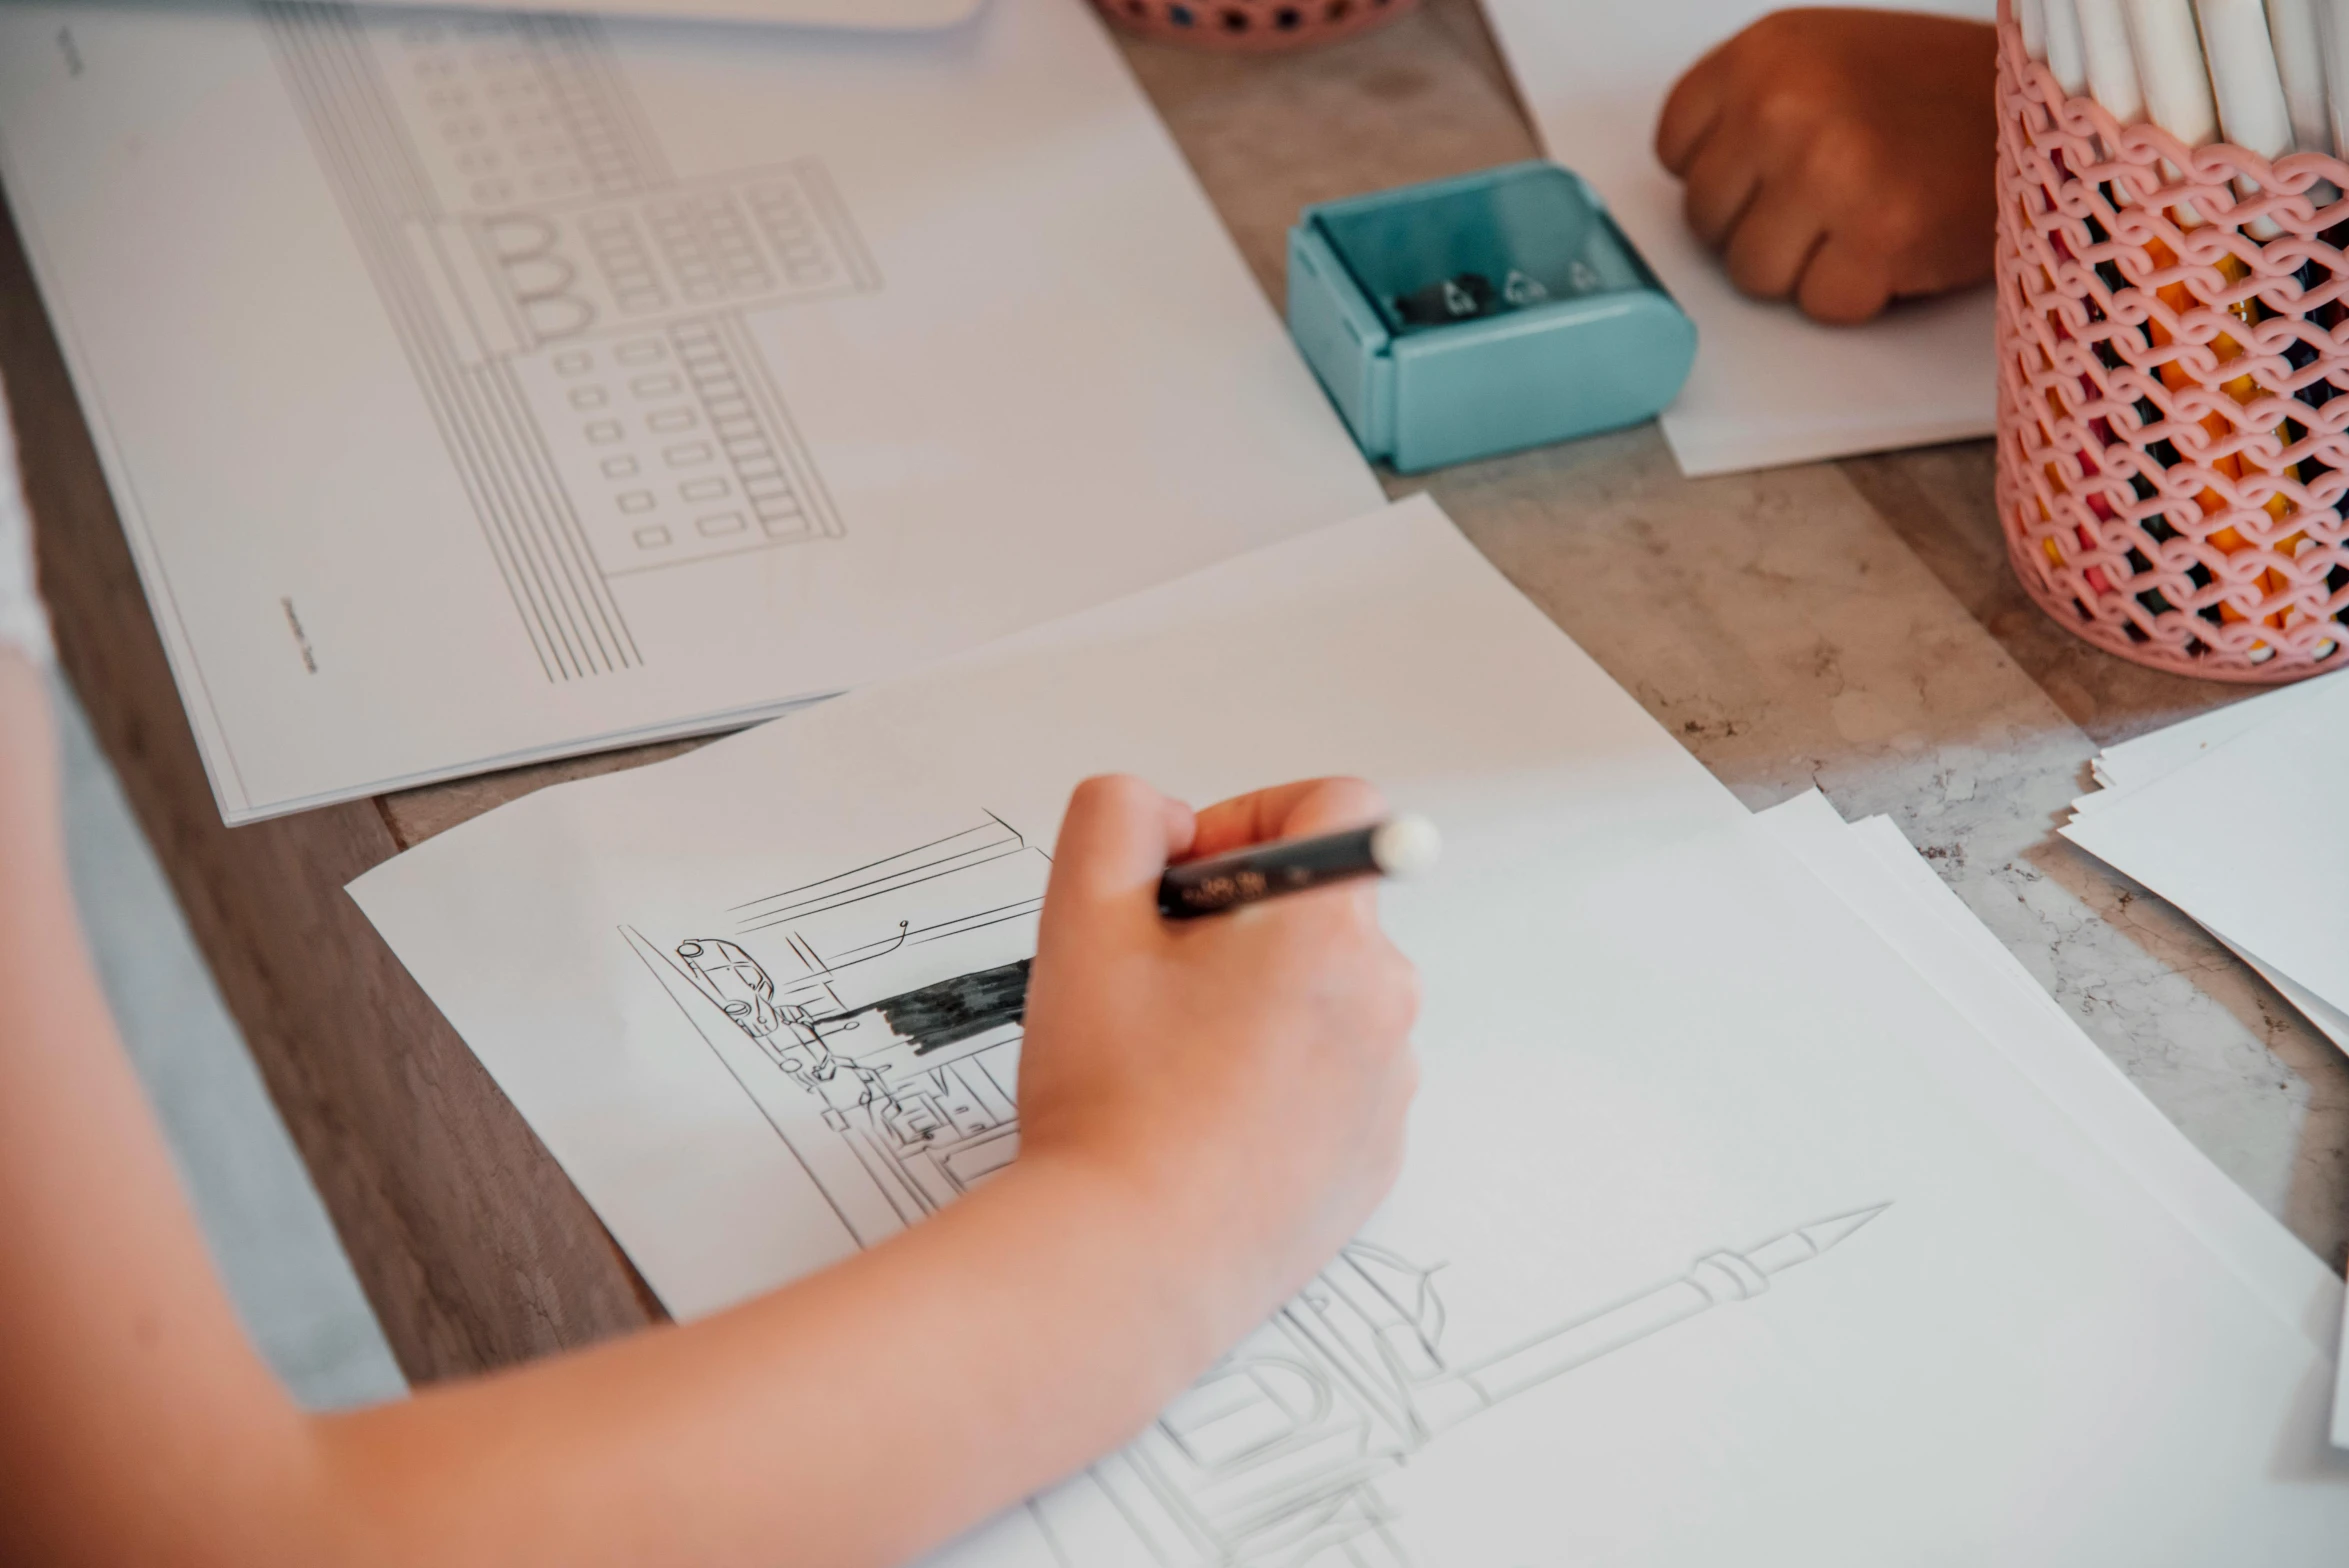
(1655, 8, 1997, 324)
(1016, 774, 1420, 1349)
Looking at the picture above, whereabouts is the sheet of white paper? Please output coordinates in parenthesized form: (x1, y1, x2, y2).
(1833, 837, 2349, 1454)
(1827, 808, 2349, 1453)
(0, 0, 1377, 822)
(2208, 929, 2349, 1052)
(2065, 684, 2349, 1447)
(356, 500, 2349, 1563)
(1478, 0, 1997, 476)
(2063, 675, 2349, 1018)
(2068, 677, 2348, 1051)
(2085, 677, 2341, 797)
(1758, 792, 2336, 1345)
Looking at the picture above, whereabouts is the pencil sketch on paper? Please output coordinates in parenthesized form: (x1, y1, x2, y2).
(628, 812, 1041, 1242)
(259, 2, 877, 682)
(621, 812, 1888, 1566)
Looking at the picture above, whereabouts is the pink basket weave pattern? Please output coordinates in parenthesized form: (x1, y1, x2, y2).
(1092, 0, 1416, 51)
(1996, 19, 2349, 679)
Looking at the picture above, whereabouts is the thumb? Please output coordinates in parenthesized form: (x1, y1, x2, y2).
(1041, 775, 1195, 930)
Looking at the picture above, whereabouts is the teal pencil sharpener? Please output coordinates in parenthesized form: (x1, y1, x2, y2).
(1286, 161, 1696, 474)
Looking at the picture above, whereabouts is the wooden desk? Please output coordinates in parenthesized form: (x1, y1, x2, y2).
(7, 0, 2342, 1385)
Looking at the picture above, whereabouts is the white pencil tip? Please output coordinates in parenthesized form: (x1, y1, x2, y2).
(1370, 814, 1441, 879)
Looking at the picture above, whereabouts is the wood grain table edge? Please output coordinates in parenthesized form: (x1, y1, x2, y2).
(0, 191, 666, 1384)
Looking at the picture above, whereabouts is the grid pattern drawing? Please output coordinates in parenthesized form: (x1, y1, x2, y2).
(516, 316, 839, 577)
(261, 2, 875, 679)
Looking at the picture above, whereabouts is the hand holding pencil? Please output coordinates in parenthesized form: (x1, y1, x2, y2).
(1018, 774, 1424, 1343)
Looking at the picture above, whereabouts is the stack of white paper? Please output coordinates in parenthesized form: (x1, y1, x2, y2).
(2062, 679, 2349, 1055)
(0, 0, 1378, 821)
(1478, 0, 1997, 476)
(2058, 677, 2349, 1448)
(1759, 790, 2333, 1338)
(354, 497, 2349, 1564)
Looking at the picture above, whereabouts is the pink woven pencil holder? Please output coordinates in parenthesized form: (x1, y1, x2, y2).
(1996, 11, 2349, 679)
(1091, 0, 1417, 51)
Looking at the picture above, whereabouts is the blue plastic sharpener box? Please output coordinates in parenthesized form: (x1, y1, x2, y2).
(1287, 161, 1696, 474)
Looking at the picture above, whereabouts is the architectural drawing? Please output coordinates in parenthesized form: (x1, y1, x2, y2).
(1049, 1209, 1885, 1568)
(628, 813, 1043, 1246)
(260, 2, 875, 680)
(621, 813, 1888, 1567)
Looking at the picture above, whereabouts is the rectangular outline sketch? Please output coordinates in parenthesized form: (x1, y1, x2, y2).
(259, 2, 876, 680)
(622, 812, 1889, 1567)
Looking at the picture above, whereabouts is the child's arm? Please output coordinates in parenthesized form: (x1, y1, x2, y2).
(1655, 8, 1999, 324)
(0, 627, 1416, 1565)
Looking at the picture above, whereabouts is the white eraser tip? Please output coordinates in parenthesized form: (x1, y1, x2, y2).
(1370, 814, 1441, 879)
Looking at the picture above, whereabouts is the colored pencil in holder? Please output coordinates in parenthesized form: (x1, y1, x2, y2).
(1996, 3, 2349, 679)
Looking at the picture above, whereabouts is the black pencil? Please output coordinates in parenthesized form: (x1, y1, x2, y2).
(1158, 814, 1441, 919)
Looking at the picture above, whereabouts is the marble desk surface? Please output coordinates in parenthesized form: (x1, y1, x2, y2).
(12, 0, 2341, 1377)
